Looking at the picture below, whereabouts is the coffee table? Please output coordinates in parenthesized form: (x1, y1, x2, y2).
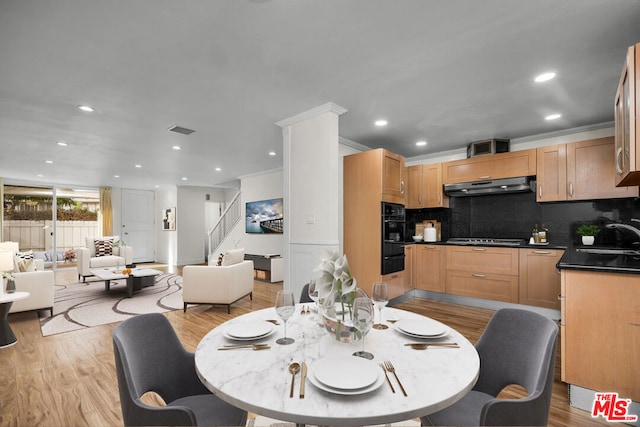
(90, 268, 162, 298)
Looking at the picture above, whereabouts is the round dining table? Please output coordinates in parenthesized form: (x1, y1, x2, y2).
(195, 304, 480, 426)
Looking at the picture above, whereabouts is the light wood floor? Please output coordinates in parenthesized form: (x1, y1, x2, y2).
(0, 264, 608, 427)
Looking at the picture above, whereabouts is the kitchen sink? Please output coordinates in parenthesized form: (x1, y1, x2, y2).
(576, 247, 640, 256)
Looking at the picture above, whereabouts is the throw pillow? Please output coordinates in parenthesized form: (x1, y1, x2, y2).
(94, 238, 114, 257)
(13, 250, 34, 271)
(15, 258, 36, 272)
(221, 248, 245, 266)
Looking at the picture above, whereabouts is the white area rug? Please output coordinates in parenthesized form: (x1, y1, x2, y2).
(39, 273, 183, 336)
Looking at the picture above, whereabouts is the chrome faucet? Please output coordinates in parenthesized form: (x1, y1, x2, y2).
(605, 220, 640, 242)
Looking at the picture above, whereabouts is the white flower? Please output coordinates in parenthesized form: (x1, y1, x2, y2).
(314, 249, 357, 298)
(2, 271, 14, 280)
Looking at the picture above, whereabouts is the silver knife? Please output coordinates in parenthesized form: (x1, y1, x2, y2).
(299, 362, 307, 398)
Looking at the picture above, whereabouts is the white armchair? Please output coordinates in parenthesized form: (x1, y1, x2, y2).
(76, 236, 133, 282)
(10, 258, 55, 316)
(182, 260, 254, 314)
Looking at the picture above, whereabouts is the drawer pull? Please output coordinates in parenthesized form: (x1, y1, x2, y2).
(472, 248, 487, 252)
(472, 273, 486, 278)
(478, 175, 491, 179)
(533, 250, 551, 254)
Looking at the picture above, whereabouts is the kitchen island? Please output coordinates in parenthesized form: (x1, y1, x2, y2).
(556, 246, 640, 418)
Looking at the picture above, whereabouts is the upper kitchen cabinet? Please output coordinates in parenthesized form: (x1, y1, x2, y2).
(381, 150, 406, 203)
(442, 149, 536, 184)
(406, 163, 449, 209)
(614, 42, 640, 187)
(537, 137, 637, 202)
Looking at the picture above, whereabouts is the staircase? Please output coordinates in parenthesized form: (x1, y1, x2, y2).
(208, 191, 241, 262)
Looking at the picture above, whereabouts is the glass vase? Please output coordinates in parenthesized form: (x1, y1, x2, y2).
(321, 287, 368, 343)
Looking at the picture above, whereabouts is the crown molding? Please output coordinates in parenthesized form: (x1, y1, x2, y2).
(275, 102, 347, 128)
(339, 136, 371, 152)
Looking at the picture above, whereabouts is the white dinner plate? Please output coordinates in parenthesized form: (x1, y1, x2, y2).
(309, 363, 385, 395)
(394, 319, 447, 338)
(312, 356, 379, 390)
(224, 321, 274, 340)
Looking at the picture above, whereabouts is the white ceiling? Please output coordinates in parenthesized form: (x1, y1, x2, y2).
(1, 0, 640, 190)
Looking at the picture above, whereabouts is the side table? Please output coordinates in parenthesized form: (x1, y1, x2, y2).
(0, 291, 30, 348)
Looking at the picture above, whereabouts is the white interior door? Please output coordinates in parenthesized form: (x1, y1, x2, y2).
(121, 189, 155, 263)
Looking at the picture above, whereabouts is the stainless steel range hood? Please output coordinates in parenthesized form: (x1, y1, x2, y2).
(443, 176, 534, 197)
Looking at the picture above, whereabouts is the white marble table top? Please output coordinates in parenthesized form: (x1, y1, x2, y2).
(0, 291, 29, 304)
(89, 267, 161, 280)
(195, 305, 479, 426)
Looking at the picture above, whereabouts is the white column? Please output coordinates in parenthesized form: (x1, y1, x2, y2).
(276, 102, 347, 301)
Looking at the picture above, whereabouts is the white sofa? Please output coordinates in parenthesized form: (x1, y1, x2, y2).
(182, 260, 254, 314)
(9, 258, 55, 316)
(76, 236, 133, 282)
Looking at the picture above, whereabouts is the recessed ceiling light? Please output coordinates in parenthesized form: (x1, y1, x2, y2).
(172, 145, 181, 151)
(155, 185, 160, 188)
(375, 119, 388, 127)
(416, 140, 427, 147)
(56, 141, 68, 147)
(268, 151, 276, 156)
(78, 105, 94, 112)
(534, 72, 556, 83)
(135, 164, 142, 168)
(37, 174, 44, 178)
(545, 113, 562, 121)
(45, 160, 54, 164)
(181, 177, 188, 181)
(215, 167, 221, 172)
(114, 175, 120, 178)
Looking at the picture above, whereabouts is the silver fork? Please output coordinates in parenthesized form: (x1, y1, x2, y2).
(379, 363, 395, 393)
(384, 360, 407, 396)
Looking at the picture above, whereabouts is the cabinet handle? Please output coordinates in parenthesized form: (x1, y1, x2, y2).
(472, 248, 487, 251)
(533, 250, 551, 254)
(418, 194, 422, 204)
(478, 175, 491, 179)
(425, 245, 437, 249)
(438, 193, 442, 204)
(401, 181, 405, 194)
(616, 146, 624, 174)
(568, 183, 573, 197)
(539, 184, 543, 198)
(472, 273, 486, 278)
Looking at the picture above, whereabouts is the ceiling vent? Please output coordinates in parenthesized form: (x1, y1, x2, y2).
(168, 125, 195, 135)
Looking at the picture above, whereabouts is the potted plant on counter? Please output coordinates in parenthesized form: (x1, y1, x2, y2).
(577, 224, 600, 246)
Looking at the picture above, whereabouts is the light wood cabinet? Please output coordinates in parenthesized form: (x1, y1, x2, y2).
(404, 245, 414, 289)
(442, 149, 536, 184)
(381, 150, 406, 203)
(561, 270, 640, 401)
(537, 137, 637, 201)
(406, 164, 449, 209)
(344, 148, 406, 296)
(518, 248, 563, 309)
(615, 42, 640, 187)
(414, 244, 445, 292)
(382, 271, 405, 300)
(445, 246, 519, 303)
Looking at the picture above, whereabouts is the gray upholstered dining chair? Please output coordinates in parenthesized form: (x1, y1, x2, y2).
(112, 313, 248, 426)
(300, 283, 313, 303)
(421, 308, 559, 426)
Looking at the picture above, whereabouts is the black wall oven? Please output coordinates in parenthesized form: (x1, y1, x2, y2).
(381, 202, 405, 275)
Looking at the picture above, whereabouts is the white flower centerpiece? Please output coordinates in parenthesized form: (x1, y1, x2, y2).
(316, 248, 367, 343)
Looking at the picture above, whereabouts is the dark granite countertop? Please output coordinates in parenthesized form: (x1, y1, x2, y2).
(557, 245, 640, 274)
(405, 240, 567, 250)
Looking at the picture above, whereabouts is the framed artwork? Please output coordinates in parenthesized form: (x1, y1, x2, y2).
(245, 198, 283, 234)
(162, 207, 176, 231)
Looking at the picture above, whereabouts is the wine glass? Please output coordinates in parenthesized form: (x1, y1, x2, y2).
(307, 279, 319, 308)
(352, 297, 374, 359)
(275, 290, 295, 345)
(372, 282, 389, 330)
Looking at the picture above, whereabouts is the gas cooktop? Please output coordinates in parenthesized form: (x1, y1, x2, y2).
(446, 238, 526, 246)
